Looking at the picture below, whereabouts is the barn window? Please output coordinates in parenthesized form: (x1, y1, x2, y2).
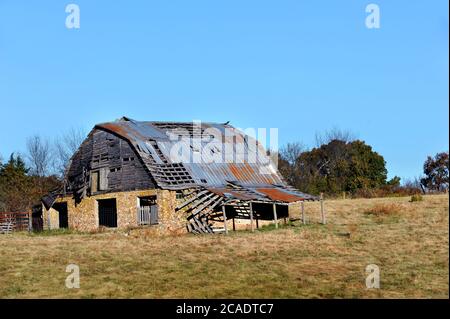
(98, 199, 117, 228)
(137, 196, 158, 226)
(99, 168, 108, 191)
(91, 168, 108, 193)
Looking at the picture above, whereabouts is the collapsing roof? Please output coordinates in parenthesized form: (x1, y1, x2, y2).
(95, 117, 317, 203)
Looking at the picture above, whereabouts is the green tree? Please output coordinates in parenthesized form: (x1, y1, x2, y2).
(286, 139, 388, 195)
(0, 153, 62, 212)
(0, 154, 32, 212)
(420, 152, 449, 191)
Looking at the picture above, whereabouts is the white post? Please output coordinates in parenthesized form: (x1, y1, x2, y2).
(273, 203, 278, 229)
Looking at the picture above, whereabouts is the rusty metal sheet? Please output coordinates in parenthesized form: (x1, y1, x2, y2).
(255, 188, 305, 203)
(206, 187, 259, 201)
(93, 118, 311, 201)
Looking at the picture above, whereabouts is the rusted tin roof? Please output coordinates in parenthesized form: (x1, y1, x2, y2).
(255, 187, 306, 203)
(207, 185, 316, 203)
(94, 117, 317, 203)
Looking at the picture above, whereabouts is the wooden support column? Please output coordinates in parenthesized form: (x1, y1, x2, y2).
(320, 193, 326, 224)
(301, 201, 305, 224)
(221, 205, 229, 235)
(249, 202, 255, 232)
(28, 211, 32, 232)
(272, 203, 279, 229)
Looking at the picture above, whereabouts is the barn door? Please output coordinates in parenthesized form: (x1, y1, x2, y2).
(138, 196, 158, 225)
(150, 205, 158, 225)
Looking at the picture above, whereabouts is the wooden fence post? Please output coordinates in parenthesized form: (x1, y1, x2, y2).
(320, 193, 326, 224)
(301, 201, 305, 224)
(28, 212, 32, 232)
(222, 205, 228, 235)
(249, 202, 255, 232)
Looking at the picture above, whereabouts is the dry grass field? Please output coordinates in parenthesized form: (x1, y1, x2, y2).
(0, 194, 448, 298)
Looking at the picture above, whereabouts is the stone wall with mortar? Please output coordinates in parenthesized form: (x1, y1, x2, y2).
(42, 189, 187, 234)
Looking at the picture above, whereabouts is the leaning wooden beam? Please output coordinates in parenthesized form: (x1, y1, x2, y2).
(191, 216, 209, 233)
(190, 195, 220, 218)
(222, 205, 228, 235)
(175, 190, 209, 211)
(272, 203, 279, 229)
(197, 196, 223, 217)
(249, 202, 254, 232)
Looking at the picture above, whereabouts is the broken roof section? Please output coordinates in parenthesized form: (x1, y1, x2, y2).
(95, 117, 318, 203)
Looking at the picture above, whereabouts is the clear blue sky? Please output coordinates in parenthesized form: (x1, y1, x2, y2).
(0, 0, 448, 181)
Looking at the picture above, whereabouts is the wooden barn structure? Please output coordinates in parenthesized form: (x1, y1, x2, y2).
(41, 117, 320, 234)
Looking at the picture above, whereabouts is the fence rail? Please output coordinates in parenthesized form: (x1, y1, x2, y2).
(0, 212, 30, 234)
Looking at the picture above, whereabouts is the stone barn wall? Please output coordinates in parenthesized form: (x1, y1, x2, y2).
(42, 189, 187, 234)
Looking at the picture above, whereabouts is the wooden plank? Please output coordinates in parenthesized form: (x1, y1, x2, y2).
(190, 195, 220, 218)
(320, 193, 326, 224)
(249, 202, 254, 232)
(222, 205, 228, 235)
(175, 190, 209, 210)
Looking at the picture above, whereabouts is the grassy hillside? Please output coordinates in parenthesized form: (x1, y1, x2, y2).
(0, 194, 448, 298)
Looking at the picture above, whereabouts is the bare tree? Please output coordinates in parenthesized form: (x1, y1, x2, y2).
(315, 127, 356, 147)
(280, 142, 307, 166)
(53, 128, 86, 176)
(26, 135, 52, 177)
(279, 142, 307, 185)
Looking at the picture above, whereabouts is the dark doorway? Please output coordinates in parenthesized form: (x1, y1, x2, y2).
(32, 205, 43, 232)
(98, 198, 117, 228)
(53, 202, 68, 229)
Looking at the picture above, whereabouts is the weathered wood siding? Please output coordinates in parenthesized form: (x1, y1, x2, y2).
(66, 129, 155, 196)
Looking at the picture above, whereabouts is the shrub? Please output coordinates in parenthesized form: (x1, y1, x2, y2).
(364, 203, 402, 217)
(410, 194, 423, 202)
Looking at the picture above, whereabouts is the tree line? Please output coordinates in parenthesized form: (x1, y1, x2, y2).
(0, 127, 448, 212)
(0, 129, 85, 212)
(278, 128, 449, 197)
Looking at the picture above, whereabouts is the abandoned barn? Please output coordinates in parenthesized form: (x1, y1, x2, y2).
(40, 117, 319, 234)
